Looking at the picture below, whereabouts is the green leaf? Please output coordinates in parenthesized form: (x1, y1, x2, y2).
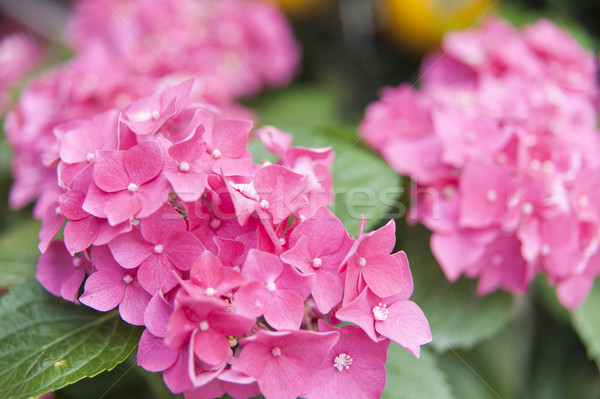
(383, 345, 454, 399)
(400, 224, 515, 352)
(529, 305, 600, 399)
(437, 352, 501, 399)
(0, 137, 11, 176)
(572, 279, 600, 372)
(0, 219, 42, 288)
(250, 85, 403, 234)
(246, 84, 343, 133)
(0, 280, 143, 399)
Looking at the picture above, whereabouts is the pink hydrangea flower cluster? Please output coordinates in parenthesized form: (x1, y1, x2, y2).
(35, 81, 431, 399)
(360, 18, 600, 309)
(66, 0, 300, 104)
(0, 32, 43, 114)
(5, 0, 299, 214)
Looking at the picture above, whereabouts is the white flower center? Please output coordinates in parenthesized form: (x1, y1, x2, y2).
(127, 183, 139, 192)
(486, 190, 497, 202)
(210, 219, 221, 229)
(271, 346, 282, 357)
(260, 199, 270, 210)
(522, 202, 533, 215)
(357, 257, 366, 267)
(491, 254, 503, 266)
(55, 206, 62, 215)
(266, 282, 277, 292)
(199, 320, 209, 331)
(178, 161, 190, 173)
(205, 287, 216, 296)
(154, 244, 164, 254)
(333, 353, 353, 371)
(311, 258, 323, 268)
(372, 303, 389, 321)
(86, 152, 95, 162)
(540, 244, 551, 256)
(278, 238, 286, 246)
(123, 275, 134, 285)
(443, 185, 456, 198)
(530, 159, 541, 171)
(524, 135, 537, 147)
(212, 148, 222, 159)
(151, 110, 160, 120)
(72, 258, 82, 268)
(129, 110, 153, 122)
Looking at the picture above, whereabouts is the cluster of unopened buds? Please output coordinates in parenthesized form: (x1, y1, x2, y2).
(34, 81, 431, 399)
(361, 18, 600, 309)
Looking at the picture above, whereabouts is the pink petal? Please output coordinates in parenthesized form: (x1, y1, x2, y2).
(36, 242, 86, 304)
(93, 150, 128, 192)
(81, 180, 109, 218)
(361, 254, 405, 298)
(137, 255, 182, 294)
(163, 167, 208, 202)
(59, 190, 89, 220)
(212, 119, 251, 158)
(430, 230, 490, 281)
(79, 271, 125, 311)
(104, 191, 143, 226)
(137, 329, 178, 372)
(94, 218, 132, 245)
(256, 125, 293, 158)
(264, 289, 304, 330)
(165, 231, 205, 271)
(134, 175, 171, 219)
(144, 291, 174, 337)
(358, 219, 397, 256)
(60, 265, 86, 304)
(242, 249, 283, 284)
(121, 97, 162, 136)
(123, 140, 163, 185)
(39, 207, 65, 253)
(234, 281, 269, 318)
(64, 216, 99, 255)
(140, 204, 186, 244)
(184, 379, 225, 399)
(557, 274, 594, 310)
(311, 270, 344, 314)
(120, 282, 152, 325)
(253, 164, 306, 224)
(193, 329, 231, 366)
(258, 357, 308, 399)
(109, 228, 154, 268)
(335, 288, 378, 341)
(163, 348, 194, 394)
(376, 300, 432, 358)
(168, 120, 206, 162)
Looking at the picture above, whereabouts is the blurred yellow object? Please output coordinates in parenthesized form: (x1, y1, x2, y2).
(376, 0, 496, 53)
(263, 0, 330, 18)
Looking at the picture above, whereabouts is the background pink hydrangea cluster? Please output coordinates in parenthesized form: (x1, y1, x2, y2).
(4, 0, 299, 218)
(35, 80, 431, 399)
(0, 32, 43, 114)
(360, 18, 600, 309)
